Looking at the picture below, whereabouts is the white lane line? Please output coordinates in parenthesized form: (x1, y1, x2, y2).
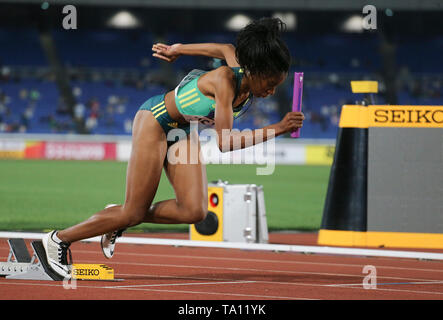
(102, 286, 317, 300)
(0, 281, 315, 300)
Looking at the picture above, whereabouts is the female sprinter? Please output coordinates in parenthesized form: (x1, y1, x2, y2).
(42, 17, 304, 278)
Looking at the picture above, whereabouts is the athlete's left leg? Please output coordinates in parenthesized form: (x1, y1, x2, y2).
(101, 131, 207, 259)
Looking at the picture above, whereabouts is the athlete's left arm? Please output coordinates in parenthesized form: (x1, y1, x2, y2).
(152, 43, 240, 67)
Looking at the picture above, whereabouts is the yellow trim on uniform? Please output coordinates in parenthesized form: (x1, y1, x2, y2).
(151, 101, 165, 111)
(179, 92, 198, 104)
(181, 98, 201, 109)
(154, 109, 168, 118)
(152, 105, 166, 116)
(178, 88, 197, 99)
(318, 229, 443, 249)
(350, 81, 378, 93)
(339, 105, 443, 128)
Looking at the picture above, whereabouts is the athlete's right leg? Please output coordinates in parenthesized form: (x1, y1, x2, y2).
(43, 110, 167, 276)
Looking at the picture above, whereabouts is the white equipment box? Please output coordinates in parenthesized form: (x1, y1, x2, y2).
(190, 180, 269, 244)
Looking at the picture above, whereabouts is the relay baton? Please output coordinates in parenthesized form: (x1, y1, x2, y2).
(291, 72, 304, 138)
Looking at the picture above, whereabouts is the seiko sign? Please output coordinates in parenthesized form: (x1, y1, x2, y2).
(373, 108, 443, 125)
(339, 105, 443, 128)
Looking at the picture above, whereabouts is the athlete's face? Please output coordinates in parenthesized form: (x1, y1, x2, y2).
(248, 72, 287, 98)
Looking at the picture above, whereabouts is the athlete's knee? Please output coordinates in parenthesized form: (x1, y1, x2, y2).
(117, 207, 145, 228)
(182, 203, 207, 224)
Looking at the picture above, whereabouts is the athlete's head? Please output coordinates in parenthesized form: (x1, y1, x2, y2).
(235, 17, 291, 98)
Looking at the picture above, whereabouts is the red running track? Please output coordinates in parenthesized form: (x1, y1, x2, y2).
(1, 233, 443, 300)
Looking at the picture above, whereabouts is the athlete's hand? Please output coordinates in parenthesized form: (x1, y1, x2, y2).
(277, 112, 304, 134)
(152, 43, 182, 63)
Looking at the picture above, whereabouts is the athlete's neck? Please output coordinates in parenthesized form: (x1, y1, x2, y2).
(239, 74, 251, 97)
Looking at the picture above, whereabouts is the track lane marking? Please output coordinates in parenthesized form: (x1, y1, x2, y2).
(0, 281, 315, 300)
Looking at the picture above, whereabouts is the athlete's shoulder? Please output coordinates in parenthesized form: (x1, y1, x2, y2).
(210, 66, 236, 83)
(201, 66, 236, 98)
(208, 65, 230, 74)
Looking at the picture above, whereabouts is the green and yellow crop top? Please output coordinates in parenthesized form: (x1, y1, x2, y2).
(174, 67, 252, 126)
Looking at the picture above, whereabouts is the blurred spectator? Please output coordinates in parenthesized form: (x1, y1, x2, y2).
(74, 102, 85, 120)
(29, 89, 40, 101)
(0, 66, 11, 82)
(19, 89, 28, 100)
(88, 98, 100, 115)
(124, 118, 132, 134)
(85, 114, 98, 131)
(72, 86, 82, 98)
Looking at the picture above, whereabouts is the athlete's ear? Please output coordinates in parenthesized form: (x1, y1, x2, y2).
(244, 69, 252, 79)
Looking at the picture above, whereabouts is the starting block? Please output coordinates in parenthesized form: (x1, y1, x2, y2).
(0, 238, 114, 281)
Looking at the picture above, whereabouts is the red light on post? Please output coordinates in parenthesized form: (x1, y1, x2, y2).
(209, 193, 219, 207)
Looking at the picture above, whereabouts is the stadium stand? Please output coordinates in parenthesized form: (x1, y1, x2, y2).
(1, 29, 442, 137)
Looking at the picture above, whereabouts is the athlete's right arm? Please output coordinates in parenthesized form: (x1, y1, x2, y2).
(152, 43, 239, 67)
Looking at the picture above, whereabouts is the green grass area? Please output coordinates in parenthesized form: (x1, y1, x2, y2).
(0, 160, 330, 232)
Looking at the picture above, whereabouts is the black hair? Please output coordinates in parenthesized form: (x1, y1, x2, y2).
(235, 17, 291, 77)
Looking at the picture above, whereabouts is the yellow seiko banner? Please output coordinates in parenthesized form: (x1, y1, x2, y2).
(340, 105, 443, 128)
